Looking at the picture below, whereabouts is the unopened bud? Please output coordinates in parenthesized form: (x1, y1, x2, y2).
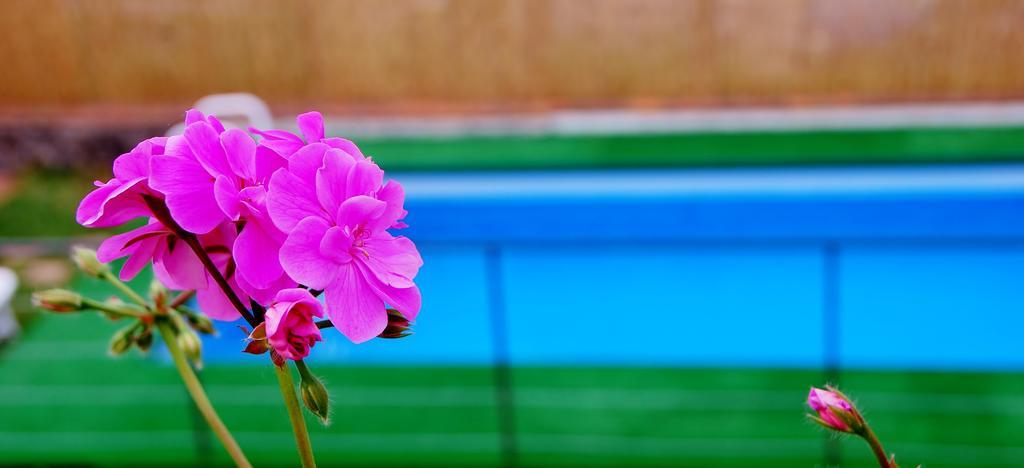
(135, 327, 154, 352)
(148, 280, 168, 310)
(109, 325, 136, 355)
(71, 246, 109, 278)
(297, 362, 330, 424)
(177, 329, 203, 368)
(188, 313, 215, 335)
(807, 386, 865, 434)
(378, 309, 411, 339)
(32, 289, 83, 313)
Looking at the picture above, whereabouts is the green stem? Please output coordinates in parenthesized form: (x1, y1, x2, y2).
(274, 361, 316, 468)
(99, 272, 149, 308)
(862, 426, 895, 468)
(81, 297, 148, 318)
(157, 321, 251, 468)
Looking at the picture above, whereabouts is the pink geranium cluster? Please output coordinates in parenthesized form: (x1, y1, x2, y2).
(77, 110, 422, 356)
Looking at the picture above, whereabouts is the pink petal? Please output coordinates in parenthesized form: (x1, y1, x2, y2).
(184, 109, 206, 126)
(336, 195, 386, 229)
(345, 158, 384, 199)
(323, 137, 366, 159)
(356, 261, 421, 320)
(251, 128, 302, 142)
(111, 140, 156, 180)
(220, 128, 258, 181)
(183, 122, 232, 177)
(236, 270, 296, 306)
(319, 226, 354, 264)
(76, 178, 150, 228)
(267, 169, 327, 232)
(213, 175, 242, 221)
(153, 237, 208, 291)
(315, 149, 357, 214)
(234, 217, 286, 289)
(96, 223, 164, 281)
(277, 288, 318, 306)
(288, 143, 330, 181)
(253, 146, 287, 184)
(259, 138, 304, 158)
(150, 148, 224, 234)
(196, 281, 244, 321)
(279, 217, 339, 290)
(325, 264, 387, 344)
(297, 111, 325, 142)
(371, 180, 409, 231)
(206, 115, 226, 134)
(361, 233, 422, 288)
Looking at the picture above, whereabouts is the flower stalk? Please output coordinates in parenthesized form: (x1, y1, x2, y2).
(158, 320, 251, 468)
(274, 360, 317, 468)
(43, 247, 251, 465)
(152, 198, 320, 466)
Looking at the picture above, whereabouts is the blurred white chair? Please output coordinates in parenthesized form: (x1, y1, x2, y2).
(165, 92, 274, 136)
(0, 267, 19, 343)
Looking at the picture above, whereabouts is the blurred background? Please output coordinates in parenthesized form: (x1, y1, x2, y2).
(2, 0, 1024, 466)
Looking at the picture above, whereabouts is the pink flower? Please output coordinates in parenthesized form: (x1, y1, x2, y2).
(149, 109, 293, 300)
(96, 219, 205, 289)
(267, 140, 421, 343)
(252, 111, 366, 161)
(807, 387, 858, 433)
(96, 220, 245, 321)
(264, 288, 324, 360)
(76, 137, 167, 228)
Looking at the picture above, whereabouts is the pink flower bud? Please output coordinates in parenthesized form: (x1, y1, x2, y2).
(264, 289, 324, 361)
(378, 309, 412, 339)
(32, 289, 83, 313)
(807, 386, 862, 433)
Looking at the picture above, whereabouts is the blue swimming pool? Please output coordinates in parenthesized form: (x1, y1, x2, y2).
(201, 164, 1024, 370)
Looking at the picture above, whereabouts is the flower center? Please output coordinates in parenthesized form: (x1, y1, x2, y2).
(347, 225, 372, 259)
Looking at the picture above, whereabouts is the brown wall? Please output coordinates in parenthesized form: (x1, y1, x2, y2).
(2, 0, 1024, 114)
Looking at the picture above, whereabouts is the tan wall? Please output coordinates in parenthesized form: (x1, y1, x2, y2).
(2, 0, 1024, 112)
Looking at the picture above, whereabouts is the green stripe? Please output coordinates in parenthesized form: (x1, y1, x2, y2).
(363, 126, 1024, 170)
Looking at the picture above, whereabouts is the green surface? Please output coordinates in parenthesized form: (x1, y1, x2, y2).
(3, 126, 1024, 238)
(0, 170, 95, 238)
(1, 274, 1022, 467)
(363, 126, 1024, 170)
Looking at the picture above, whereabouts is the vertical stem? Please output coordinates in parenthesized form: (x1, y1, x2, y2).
(862, 426, 894, 468)
(178, 233, 258, 327)
(143, 194, 256, 326)
(274, 362, 317, 468)
(157, 321, 251, 468)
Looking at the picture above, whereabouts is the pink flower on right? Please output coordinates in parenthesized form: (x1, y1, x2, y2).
(807, 387, 855, 432)
(264, 113, 422, 344)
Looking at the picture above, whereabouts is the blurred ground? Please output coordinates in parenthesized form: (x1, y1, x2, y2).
(1, 272, 1021, 466)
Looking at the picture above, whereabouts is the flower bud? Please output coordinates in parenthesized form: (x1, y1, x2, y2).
(135, 327, 154, 352)
(189, 313, 215, 335)
(109, 325, 136, 355)
(32, 289, 83, 313)
(297, 362, 330, 424)
(378, 309, 411, 339)
(807, 386, 864, 434)
(177, 329, 203, 368)
(148, 280, 168, 310)
(70, 246, 109, 278)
